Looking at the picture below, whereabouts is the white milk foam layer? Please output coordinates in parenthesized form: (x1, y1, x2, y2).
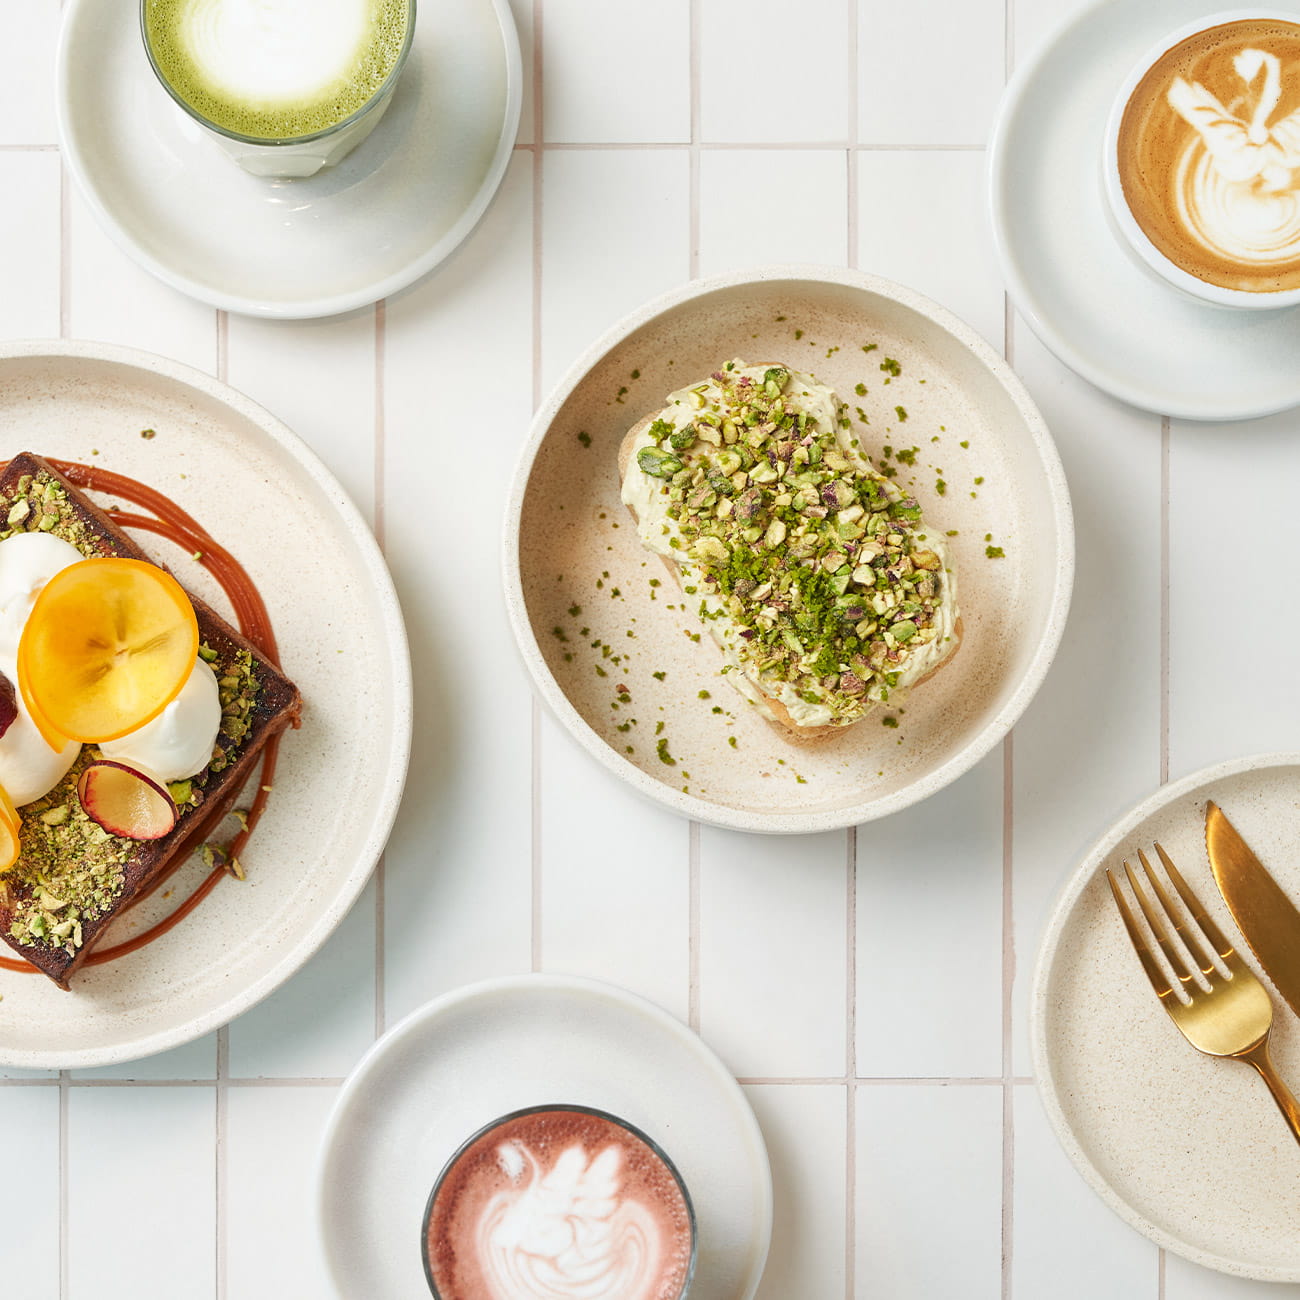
(1168, 46, 1300, 266)
(179, 0, 373, 105)
(476, 1140, 668, 1300)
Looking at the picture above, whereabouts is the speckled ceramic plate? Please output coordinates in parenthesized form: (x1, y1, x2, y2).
(1033, 753, 1300, 1280)
(503, 266, 1073, 833)
(316, 974, 772, 1300)
(0, 340, 411, 1070)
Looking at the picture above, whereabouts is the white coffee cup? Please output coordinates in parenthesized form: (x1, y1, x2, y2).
(1103, 8, 1300, 309)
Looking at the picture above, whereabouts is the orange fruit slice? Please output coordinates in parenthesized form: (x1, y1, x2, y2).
(18, 558, 199, 744)
(0, 783, 19, 874)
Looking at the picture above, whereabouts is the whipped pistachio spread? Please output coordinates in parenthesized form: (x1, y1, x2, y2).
(621, 361, 957, 729)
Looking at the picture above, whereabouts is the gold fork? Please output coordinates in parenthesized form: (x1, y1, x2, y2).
(1106, 843, 1300, 1145)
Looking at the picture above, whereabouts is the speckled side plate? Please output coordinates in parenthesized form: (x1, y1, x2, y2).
(504, 267, 1073, 833)
(1032, 754, 1300, 1280)
(0, 341, 411, 1069)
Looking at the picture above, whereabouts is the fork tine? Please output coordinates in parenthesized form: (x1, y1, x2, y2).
(1137, 848, 1217, 982)
(1106, 867, 1174, 999)
(1153, 841, 1236, 964)
(1123, 858, 1197, 996)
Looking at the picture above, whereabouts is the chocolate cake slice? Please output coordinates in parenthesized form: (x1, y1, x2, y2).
(0, 453, 301, 988)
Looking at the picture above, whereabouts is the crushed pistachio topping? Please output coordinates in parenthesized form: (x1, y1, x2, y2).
(4, 753, 130, 954)
(623, 362, 956, 728)
(0, 472, 97, 549)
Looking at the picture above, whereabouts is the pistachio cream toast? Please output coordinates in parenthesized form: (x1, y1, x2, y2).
(0, 453, 300, 988)
(619, 362, 959, 741)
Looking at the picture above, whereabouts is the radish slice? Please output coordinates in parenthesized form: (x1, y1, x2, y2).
(76, 761, 177, 840)
(0, 672, 15, 741)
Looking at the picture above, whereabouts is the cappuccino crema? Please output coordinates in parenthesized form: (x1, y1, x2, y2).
(423, 1106, 695, 1300)
(143, 0, 412, 141)
(1116, 17, 1300, 293)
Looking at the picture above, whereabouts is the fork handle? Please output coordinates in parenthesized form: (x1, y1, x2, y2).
(1240, 1040, 1300, 1147)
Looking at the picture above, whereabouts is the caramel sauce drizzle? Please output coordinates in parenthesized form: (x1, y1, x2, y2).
(0, 461, 282, 975)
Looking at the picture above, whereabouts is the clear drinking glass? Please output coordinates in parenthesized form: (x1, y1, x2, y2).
(140, 0, 416, 179)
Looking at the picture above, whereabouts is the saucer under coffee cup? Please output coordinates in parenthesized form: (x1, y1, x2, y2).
(1103, 8, 1300, 309)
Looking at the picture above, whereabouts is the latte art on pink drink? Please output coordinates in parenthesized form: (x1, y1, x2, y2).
(424, 1107, 695, 1300)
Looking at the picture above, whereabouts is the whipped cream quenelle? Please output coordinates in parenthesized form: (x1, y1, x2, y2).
(99, 659, 222, 784)
(0, 533, 84, 805)
(0, 535, 222, 806)
(621, 361, 957, 731)
(424, 1106, 695, 1300)
(1113, 15, 1300, 297)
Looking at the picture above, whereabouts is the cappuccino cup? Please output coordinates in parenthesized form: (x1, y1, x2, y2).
(422, 1104, 697, 1300)
(141, 0, 415, 179)
(1104, 9, 1300, 308)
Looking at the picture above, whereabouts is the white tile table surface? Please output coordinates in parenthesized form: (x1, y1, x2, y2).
(1, 0, 1297, 1297)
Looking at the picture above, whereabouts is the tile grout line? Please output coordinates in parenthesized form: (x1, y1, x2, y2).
(1158, 411, 1171, 1298)
(845, 826, 858, 1298)
(530, 0, 545, 975)
(374, 300, 388, 1039)
(1160, 414, 1170, 789)
(688, 0, 700, 281)
(688, 821, 700, 1033)
(686, 0, 702, 1039)
(1002, 8, 1016, 1292)
(58, 115, 69, 1300)
(216, 1028, 228, 1300)
(59, 1069, 68, 1300)
(1001, 733, 1016, 1300)
(59, 153, 69, 338)
(511, 140, 985, 152)
(845, 6, 859, 1287)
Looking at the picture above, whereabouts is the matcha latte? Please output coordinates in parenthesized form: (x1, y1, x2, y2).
(143, 0, 413, 142)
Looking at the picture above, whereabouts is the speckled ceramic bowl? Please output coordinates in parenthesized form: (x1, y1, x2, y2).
(503, 267, 1073, 833)
(1032, 753, 1300, 1280)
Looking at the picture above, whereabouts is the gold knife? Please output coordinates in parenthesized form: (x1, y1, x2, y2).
(1206, 800, 1300, 1022)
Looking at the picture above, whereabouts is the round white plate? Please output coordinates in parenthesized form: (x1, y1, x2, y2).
(989, 0, 1300, 421)
(1033, 753, 1300, 1280)
(316, 975, 773, 1299)
(504, 266, 1073, 834)
(56, 0, 522, 319)
(0, 340, 411, 1069)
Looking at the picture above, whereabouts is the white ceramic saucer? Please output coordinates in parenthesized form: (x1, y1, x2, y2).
(1033, 753, 1300, 1280)
(316, 974, 773, 1299)
(56, 0, 522, 319)
(989, 0, 1300, 422)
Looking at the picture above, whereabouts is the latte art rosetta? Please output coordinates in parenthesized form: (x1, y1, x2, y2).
(477, 1142, 662, 1300)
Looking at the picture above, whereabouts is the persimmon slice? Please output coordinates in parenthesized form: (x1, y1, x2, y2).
(18, 558, 199, 744)
(0, 783, 19, 873)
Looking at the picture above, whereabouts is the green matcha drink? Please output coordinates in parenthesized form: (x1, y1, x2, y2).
(143, 0, 412, 143)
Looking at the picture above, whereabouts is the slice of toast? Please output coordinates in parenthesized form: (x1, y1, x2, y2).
(618, 370, 961, 743)
(0, 453, 301, 988)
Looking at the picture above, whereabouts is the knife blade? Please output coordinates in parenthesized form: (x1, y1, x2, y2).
(1206, 799, 1300, 1022)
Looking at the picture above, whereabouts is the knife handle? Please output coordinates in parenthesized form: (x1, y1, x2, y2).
(1241, 1040, 1300, 1148)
